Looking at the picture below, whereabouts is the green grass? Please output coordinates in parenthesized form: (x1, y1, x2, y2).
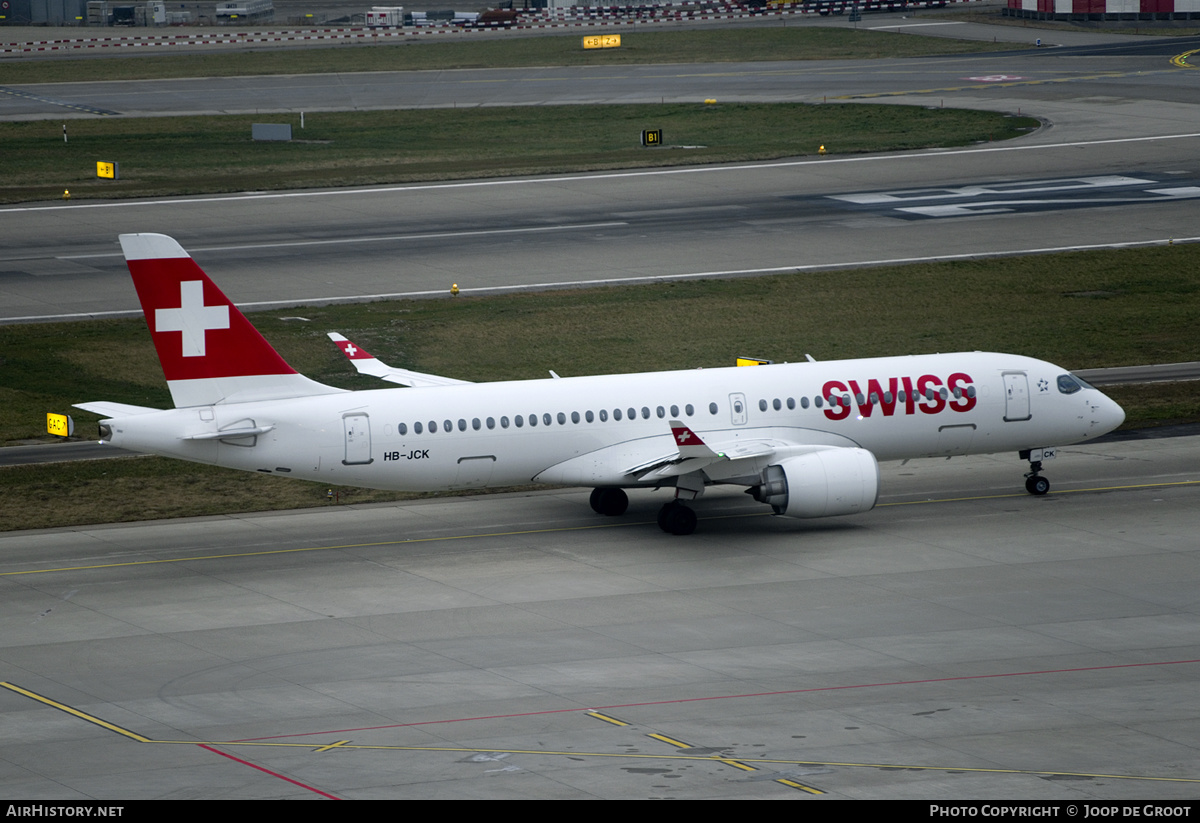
(0, 27, 1012, 85)
(0, 103, 1036, 204)
(5, 242, 1199, 531)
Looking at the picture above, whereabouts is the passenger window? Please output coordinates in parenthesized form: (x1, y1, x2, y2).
(472, 418, 481, 431)
(614, 408, 623, 421)
(584, 411, 593, 423)
(528, 414, 537, 427)
(557, 412, 566, 425)
(486, 417, 495, 430)
(500, 416, 508, 429)
(759, 399, 768, 412)
(773, 398, 782, 411)
(543, 413, 552, 426)
(800, 397, 809, 409)
(600, 409, 608, 422)
(656, 406, 665, 419)
(515, 415, 523, 428)
(399, 422, 408, 435)
(685, 404, 694, 416)
(709, 402, 718, 415)
(415, 421, 423, 434)
(787, 398, 795, 410)
(670, 405, 679, 417)
(429, 421, 438, 433)
(458, 419, 467, 432)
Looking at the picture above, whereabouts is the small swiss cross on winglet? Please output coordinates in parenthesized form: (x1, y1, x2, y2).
(669, 420, 718, 459)
(671, 422, 702, 445)
(328, 332, 373, 360)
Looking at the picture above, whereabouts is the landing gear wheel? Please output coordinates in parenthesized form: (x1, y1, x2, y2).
(657, 501, 698, 536)
(1025, 475, 1050, 496)
(590, 487, 628, 516)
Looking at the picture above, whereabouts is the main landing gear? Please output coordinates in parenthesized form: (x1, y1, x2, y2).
(1020, 449, 1051, 496)
(588, 486, 699, 535)
(657, 500, 698, 536)
(589, 487, 629, 517)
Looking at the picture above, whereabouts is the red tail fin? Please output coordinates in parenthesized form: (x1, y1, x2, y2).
(121, 233, 341, 407)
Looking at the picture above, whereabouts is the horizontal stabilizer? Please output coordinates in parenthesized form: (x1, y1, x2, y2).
(180, 425, 275, 441)
(73, 401, 162, 418)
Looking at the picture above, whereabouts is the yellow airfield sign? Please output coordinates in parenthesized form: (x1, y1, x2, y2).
(583, 34, 621, 49)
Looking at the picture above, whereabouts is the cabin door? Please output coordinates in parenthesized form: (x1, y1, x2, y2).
(1003, 372, 1031, 422)
(343, 413, 373, 465)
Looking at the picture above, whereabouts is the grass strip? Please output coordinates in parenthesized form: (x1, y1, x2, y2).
(1, 103, 1036, 204)
(0, 27, 1013, 85)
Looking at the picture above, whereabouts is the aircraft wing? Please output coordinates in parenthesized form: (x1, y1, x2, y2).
(623, 421, 783, 481)
(328, 333, 472, 388)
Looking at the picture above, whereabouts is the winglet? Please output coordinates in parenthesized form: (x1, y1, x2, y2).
(670, 420, 719, 459)
(329, 332, 378, 362)
(327, 332, 472, 388)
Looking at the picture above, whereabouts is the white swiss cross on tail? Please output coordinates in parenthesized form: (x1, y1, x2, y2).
(155, 280, 230, 357)
(120, 233, 339, 409)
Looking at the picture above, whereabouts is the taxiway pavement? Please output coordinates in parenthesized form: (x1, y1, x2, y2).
(2, 433, 1198, 798)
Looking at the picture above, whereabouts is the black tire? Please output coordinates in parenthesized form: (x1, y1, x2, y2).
(657, 501, 675, 531)
(1026, 476, 1050, 496)
(659, 501, 697, 535)
(594, 487, 629, 516)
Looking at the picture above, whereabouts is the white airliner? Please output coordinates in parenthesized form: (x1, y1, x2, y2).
(76, 233, 1126, 535)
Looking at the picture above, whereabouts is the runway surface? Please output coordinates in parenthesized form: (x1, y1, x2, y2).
(3, 26, 1200, 322)
(2, 434, 1199, 799)
(3, 18, 1200, 800)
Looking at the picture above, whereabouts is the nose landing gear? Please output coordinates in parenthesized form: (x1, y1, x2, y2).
(1020, 448, 1055, 496)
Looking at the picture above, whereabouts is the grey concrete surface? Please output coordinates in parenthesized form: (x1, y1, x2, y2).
(1, 434, 1198, 798)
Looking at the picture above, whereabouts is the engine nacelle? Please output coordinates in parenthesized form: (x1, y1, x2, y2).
(751, 448, 880, 519)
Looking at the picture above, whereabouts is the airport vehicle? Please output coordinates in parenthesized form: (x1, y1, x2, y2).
(76, 234, 1126, 535)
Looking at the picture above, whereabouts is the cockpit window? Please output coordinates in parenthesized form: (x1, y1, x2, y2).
(1057, 374, 1083, 394)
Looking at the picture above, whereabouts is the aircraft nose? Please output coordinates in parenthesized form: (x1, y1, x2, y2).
(1095, 392, 1125, 434)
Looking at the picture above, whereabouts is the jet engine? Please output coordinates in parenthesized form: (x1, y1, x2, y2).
(750, 448, 880, 519)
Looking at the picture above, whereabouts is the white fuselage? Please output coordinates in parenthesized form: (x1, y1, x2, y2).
(99, 352, 1124, 493)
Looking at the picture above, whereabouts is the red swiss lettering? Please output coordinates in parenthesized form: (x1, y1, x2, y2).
(948, 372, 977, 412)
(822, 380, 851, 421)
(916, 374, 945, 415)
